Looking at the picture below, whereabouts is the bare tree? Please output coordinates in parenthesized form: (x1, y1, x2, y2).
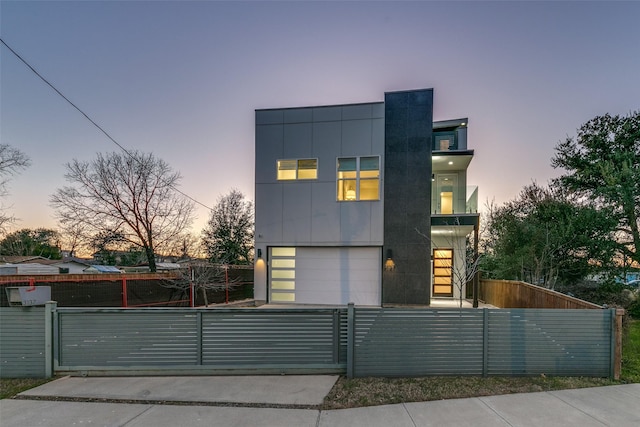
(162, 232, 204, 261)
(161, 263, 242, 307)
(51, 151, 195, 271)
(58, 221, 91, 258)
(0, 144, 31, 234)
(202, 189, 254, 264)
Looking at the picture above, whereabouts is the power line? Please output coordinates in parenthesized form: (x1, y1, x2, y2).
(0, 37, 213, 211)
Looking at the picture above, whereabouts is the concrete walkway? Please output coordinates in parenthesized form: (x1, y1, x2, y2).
(1, 376, 639, 426)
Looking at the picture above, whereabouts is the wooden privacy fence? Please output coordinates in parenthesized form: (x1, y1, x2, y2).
(480, 279, 603, 309)
(0, 303, 621, 379)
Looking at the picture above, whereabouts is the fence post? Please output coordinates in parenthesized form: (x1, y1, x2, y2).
(482, 308, 489, 377)
(196, 311, 203, 365)
(225, 266, 229, 304)
(613, 308, 624, 380)
(333, 309, 341, 364)
(45, 301, 57, 378)
(190, 266, 195, 307)
(347, 302, 355, 379)
(122, 277, 128, 308)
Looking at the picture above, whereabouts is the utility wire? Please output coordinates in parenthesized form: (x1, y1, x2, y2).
(0, 37, 213, 211)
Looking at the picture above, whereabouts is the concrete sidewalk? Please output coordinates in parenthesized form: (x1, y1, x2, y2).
(1, 376, 639, 426)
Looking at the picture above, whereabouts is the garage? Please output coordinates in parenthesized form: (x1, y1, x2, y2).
(269, 247, 381, 306)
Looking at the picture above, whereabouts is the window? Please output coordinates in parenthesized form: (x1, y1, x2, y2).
(270, 247, 296, 302)
(277, 159, 317, 180)
(433, 131, 456, 151)
(337, 156, 380, 201)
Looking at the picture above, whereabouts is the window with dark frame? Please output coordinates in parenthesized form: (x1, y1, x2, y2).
(337, 156, 380, 201)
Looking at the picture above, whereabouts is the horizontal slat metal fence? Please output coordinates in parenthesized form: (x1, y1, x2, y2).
(57, 310, 199, 367)
(51, 306, 614, 378)
(0, 307, 46, 378)
(55, 307, 346, 374)
(202, 311, 342, 368)
(486, 309, 612, 377)
(353, 308, 485, 376)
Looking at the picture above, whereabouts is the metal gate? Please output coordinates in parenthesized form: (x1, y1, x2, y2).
(54, 307, 347, 375)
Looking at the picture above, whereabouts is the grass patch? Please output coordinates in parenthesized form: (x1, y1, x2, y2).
(0, 378, 53, 400)
(323, 319, 640, 409)
(621, 319, 640, 383)
(323, 376, 615, 409)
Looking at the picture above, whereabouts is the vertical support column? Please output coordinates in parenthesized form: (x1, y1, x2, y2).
(122, 277, 128, 308)
(347, 303, 355, 379)
(473, 223, 479, 308)
(482, 308, 489, 377)
(45, 301, 57, 378)
(383, 89, 433, 305)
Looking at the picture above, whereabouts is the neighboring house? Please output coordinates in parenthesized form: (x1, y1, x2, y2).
(0, 256, 63, 275)
(254, 88, 479, 306)
(0, 255, 51, 264)
(0, 262, 61, 275)
(83, 265, 123, 274)
(156, 262, 182, 270)
(52, 259, 93, 274)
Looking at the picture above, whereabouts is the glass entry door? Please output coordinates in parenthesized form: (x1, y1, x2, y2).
(433, 249, 453, 297)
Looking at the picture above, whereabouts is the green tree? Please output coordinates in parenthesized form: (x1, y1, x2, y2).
(0, 228, 62, 259)
(51, 151, 195, 272)
(482, 183, 617, 288)
(552, 112, 640, 266)
(202, 189, 254, 265)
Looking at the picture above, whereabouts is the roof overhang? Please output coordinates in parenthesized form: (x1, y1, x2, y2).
(433, 118, 468, 130)
(432, 151, 474, 172)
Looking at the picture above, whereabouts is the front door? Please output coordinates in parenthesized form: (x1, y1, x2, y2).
(433, 249, 453, 297)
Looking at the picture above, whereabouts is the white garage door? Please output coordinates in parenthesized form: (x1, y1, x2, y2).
(269, 247, 381, 306)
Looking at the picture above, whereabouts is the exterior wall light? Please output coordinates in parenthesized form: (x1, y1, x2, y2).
(257, 249, 262, 259)
(384, 249, 396, 271)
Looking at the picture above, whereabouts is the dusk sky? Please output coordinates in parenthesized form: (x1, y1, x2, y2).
(1, 1, 639, 237)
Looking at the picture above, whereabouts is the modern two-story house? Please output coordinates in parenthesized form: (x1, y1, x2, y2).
(254, 88, 479, 306)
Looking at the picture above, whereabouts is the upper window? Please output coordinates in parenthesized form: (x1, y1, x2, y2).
(337, 156, 380, 201)
(433, 131, 457, 151)
(277, 159, 318, 180)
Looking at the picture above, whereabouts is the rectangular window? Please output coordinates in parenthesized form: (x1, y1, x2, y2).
(270, 247, 296, 303)
(433, 131, 457, 151)
(277, 159, 317, 180)
(337, 156, 380, 201)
